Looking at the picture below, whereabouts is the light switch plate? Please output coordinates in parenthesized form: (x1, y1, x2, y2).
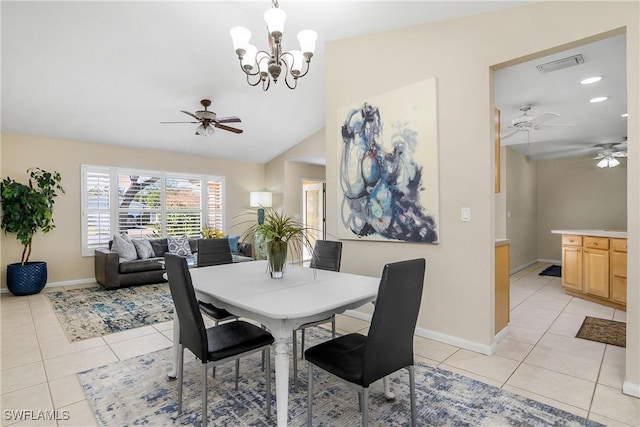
(461, 207, 471, 222)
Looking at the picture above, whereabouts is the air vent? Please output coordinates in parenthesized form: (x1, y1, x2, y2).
(536, 54, 584, 73)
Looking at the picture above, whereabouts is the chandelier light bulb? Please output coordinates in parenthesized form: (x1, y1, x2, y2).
(230, 26, 251, 55)
(264, 7, 286, 37)
(287, 50, 304, 74)
(241, 44, 258, 72)
(297, 29, 317, 56)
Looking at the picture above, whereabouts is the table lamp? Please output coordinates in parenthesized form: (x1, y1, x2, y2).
(250, 191, 272, 224)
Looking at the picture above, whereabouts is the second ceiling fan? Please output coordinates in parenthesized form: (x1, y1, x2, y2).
(501, 104, 572, 140)
(162, 99, 243, 136)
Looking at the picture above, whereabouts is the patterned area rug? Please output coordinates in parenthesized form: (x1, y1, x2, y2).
(576, 316, 626, 347)
(78, 330, 602, 427)
(46, 283, 173, 342)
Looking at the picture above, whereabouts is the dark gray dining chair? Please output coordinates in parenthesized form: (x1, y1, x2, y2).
(164, 254, 274, 427)
(196, 238, 237, 326)
(305, 258, 426, 427)
(292, 240, 342, 389)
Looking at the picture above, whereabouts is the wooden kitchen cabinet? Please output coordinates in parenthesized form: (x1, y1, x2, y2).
(560, 234, 626, 310)
(583, 237, 609, 298)
(495, 241, 510, 334)
(562, 235, 582, 292)
(610, 238, 627, 305)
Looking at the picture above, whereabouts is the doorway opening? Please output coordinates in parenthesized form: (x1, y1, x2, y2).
(302, 179, 325, 262)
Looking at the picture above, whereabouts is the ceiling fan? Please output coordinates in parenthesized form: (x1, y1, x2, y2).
(593, 141, 627, 168)
(501, 105, 572, 139)
(161, 99, 243, 136)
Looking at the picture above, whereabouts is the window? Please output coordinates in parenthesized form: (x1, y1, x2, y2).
(81, 165, 225, 256)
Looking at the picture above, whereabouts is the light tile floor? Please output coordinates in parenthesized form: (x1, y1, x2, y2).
(1, 263, 638, 426)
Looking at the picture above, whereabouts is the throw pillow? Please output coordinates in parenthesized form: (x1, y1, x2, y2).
(112, 233, 137, 261)
(132, 239, 154, 259)
(168, 235, 192, 257)
(228, 235, 240, 254)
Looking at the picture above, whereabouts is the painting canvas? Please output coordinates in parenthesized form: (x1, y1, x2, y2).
(337, 78, 439, 243)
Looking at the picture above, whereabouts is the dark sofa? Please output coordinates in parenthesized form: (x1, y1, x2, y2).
(95, 237, 252, 289)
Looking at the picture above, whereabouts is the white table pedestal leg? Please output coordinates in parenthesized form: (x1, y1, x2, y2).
(168, 311, 180, 379)
(273, 337, 290, 427)
(383, 376, 395, 400)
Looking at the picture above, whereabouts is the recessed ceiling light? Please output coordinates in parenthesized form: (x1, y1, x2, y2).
(580, 76, 602, 84)
(621, 113, 628, 117)
(590, 96, 608, 103)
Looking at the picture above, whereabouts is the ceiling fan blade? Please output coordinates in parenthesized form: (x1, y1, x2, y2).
(529, 112, 560, 126)
(612, 152, 628, 157)
(161, 121, 199, 124)
(215, 123, 243, 134)
(180, 110, 200, 120)
(215, 116, 242, 124)
(500, 129, 521, 139)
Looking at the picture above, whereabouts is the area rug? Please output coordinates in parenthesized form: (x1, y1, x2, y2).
(576, 316, 626, 347)
(78, 330, 602, 427)
(46, 283, 173, 342)
(539, 265, 561, 277)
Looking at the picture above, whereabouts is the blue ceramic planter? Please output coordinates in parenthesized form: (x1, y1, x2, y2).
(7, 262, 47, 296)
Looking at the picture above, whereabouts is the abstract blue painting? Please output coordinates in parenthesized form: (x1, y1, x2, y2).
(337, 79, 439, 243)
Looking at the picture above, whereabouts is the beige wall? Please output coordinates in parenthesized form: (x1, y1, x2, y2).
(325, 1, 639, 394)
(537, 156, 628, 261)
(0, 133, 265, 288)
(506, 148, 538, 271)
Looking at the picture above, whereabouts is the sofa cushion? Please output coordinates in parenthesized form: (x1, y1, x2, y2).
(112, 233, 137, 261)
(119, 258, 164, 274)
(228, 235, 240, 253)
(149, 238, 169, 257)
(132, 239, 154, 260)
(168, 235, 192, 257)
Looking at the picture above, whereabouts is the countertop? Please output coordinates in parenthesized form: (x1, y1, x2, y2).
(551, 229, 628, 239)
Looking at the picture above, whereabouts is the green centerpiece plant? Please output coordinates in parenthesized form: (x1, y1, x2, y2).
(241, 208, 311, 278)
(1, 168, 65, 295)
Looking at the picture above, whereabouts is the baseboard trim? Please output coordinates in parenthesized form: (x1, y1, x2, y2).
(344, 310, 494, 356)
(623, 380, 640, 398)
(1, 278, 97, 294)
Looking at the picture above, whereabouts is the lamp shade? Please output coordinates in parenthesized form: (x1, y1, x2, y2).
(297, 29, 317, 55)
(230, 26, 252, 53)
(264, 8, 286, 35)
(250, 191, 272, 207)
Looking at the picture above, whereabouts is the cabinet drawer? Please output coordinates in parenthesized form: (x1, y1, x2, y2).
(584, 237, 609, 250)
(562, 235, 582, 246)
(611, 238, 627, 252)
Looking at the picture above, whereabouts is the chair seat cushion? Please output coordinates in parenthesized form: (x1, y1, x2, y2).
(198, 302, 234, 320)
(304, 333, 367, 386)
(205, 321, 274, 362)
(119, 258, 164, 273)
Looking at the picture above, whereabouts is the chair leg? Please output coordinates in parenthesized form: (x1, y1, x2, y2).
(235, 359, 240, 390)
(301, 328, 305, 355)
(261, 325, 267, 370)
(292, 331, 298, 390)
(177, 345, 184, 414)
(409, 365, 416, 427)
(362, 388, 369, 427)
(202, 364, 208, 427)
(266, 346, 272, 418)
(307, 364, 313, 426)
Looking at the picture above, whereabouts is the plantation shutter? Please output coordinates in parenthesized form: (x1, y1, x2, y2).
(206, 178, 224, 232)
(165, 177, 202, 237)
(83, 167, 112, 253)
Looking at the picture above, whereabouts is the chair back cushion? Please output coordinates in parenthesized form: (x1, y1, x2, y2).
(309, 240, 342, 272)
(164, 254, 208, 361)
(197, 238, 233, 267)
(362, 258, 425, 386)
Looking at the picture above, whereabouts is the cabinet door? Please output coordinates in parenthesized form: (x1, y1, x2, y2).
(610, 250, 627, 304)
(584, 248, 609, 298)
(562, 246, 582, 291)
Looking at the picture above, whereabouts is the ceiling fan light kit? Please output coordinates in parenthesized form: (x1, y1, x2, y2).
(230, 0, 317, 91)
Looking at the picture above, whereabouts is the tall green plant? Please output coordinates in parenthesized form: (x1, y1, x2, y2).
(1, 168, 65, 264)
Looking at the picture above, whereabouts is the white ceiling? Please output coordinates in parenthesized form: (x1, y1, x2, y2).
(494, 33, 628, 161)
(10, 1, 627, 166)
(2, 0, 536, 165)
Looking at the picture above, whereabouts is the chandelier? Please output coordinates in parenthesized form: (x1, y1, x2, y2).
(230, 0, 317, 91)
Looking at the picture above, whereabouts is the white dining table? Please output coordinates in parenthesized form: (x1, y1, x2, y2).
(167, 260, 380, 427)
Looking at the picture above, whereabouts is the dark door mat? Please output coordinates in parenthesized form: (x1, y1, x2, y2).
(539, 265, 561, 277)
(576, 316, 626, 347)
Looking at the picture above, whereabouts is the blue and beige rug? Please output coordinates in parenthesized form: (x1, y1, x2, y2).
(46, 283, 173, 342)
(78, 330, 602, 426)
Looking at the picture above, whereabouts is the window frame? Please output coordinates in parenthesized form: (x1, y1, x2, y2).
(81, 165, 225, 256)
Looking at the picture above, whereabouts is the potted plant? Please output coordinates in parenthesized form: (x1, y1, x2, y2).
(1, 168, 65, 295)
(241, 208, 312, 278)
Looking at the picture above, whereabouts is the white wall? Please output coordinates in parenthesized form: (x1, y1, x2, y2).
(324, 1, 639, 394)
